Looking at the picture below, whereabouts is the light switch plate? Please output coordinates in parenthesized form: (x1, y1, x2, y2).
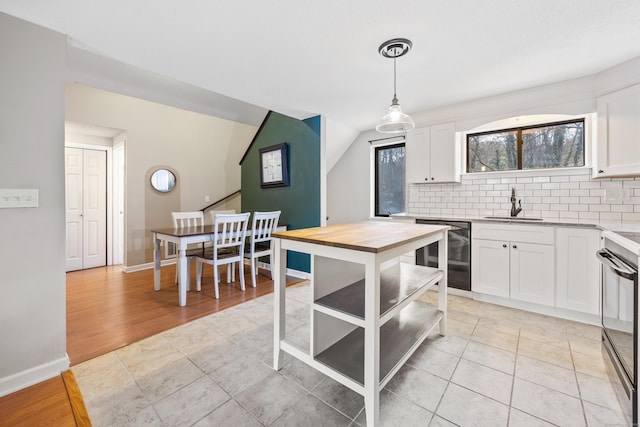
(0, 189, 39, 208)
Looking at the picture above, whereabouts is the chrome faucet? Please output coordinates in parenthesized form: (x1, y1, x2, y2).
(510, 187, 522, 217)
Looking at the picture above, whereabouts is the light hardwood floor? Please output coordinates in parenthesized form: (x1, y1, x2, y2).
(0, 263, 303, 426)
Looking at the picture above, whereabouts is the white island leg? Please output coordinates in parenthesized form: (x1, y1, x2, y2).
(438, 233, 448, 335)
(273, 238, 286, 370)
(363, 258, 381, 427)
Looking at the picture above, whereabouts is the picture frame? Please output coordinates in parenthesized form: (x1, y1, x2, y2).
(259, 143, 289, 188)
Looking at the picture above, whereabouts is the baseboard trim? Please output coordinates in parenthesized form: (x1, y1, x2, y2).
(0, 355, 70, 398)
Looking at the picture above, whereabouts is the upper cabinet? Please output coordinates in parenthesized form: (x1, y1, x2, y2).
(595, 83, 640, 178)
(405, 122, 460, 183)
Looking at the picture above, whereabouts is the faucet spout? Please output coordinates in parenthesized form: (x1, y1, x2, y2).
(510, 187, 523, 217)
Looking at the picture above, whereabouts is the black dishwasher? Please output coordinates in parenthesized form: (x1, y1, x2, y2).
(415, 219, 471, 291)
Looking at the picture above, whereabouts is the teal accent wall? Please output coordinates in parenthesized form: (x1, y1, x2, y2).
(241, 112, 321, 273)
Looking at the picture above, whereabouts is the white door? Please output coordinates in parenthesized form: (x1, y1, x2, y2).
(65, 148, 107, 271)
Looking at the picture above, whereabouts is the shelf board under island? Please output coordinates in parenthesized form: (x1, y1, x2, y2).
(271, 221, 449, 427)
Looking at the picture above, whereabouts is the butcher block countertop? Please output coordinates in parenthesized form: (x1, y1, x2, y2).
(271, 221, 449, 253)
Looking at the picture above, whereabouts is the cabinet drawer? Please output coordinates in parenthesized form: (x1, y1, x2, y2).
(472, 222, 554, 245)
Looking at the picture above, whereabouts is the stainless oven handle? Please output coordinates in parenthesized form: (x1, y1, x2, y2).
(597, 248, 637, 281)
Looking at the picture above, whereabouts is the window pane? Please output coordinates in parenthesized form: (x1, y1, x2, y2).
(467, 131, 518, 172)
(522, 121, 584, 169)
(375, 144, 405, 216)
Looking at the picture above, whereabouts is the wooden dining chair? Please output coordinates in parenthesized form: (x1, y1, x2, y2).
(195, 212, 250, 298)
(244, 210, 281, 288)
(171, 211, 207, 286)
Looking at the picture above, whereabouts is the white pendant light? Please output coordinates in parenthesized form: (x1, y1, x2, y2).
(376, 38, 415, 134)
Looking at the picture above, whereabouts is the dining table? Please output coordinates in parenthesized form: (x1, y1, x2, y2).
(152, 224, 286, 306)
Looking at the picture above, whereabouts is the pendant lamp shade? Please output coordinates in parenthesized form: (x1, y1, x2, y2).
(376, 38, 415, 134)
(376, 96, 415, 133)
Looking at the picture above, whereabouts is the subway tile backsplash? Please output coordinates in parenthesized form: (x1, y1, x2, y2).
(407, 168, 640, 225)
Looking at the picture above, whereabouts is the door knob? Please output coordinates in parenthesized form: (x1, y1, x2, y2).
(502, 244, 507, 248)
(513, 245, 518, 249)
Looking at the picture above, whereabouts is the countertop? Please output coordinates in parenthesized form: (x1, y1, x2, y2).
(272, 221, 449, 253)
(392, 212, 640, 255)
(392, 212, 603, 229)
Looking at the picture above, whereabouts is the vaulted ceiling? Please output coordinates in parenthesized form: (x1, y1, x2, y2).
(3, 1, 640, 141)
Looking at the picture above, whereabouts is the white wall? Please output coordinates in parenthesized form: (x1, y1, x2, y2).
(65, 84, 258, 266)
(0, 13, 68, 397)
(328, 57, 640, 224)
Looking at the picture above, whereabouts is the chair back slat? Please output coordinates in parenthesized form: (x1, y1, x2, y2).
(208, 210, 236, 225)
(251, 211, 281, 244)
(172, 211, 204, 228)
(213, 213, 250, 250)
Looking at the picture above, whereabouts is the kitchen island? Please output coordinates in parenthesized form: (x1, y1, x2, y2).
(271, 221, 449, 426)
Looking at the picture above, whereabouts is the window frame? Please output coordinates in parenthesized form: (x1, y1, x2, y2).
(466, 118, 586, 173)
(373, 141, 406, 218)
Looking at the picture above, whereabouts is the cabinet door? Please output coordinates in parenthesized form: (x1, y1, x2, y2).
(510, 242, 555, 306)
(405, 126, 430, 183)
(472, 239, 510, 297)
(596, 84, 640, 178)
(430, 122, 459, 183)
(556, 228, 601, 315)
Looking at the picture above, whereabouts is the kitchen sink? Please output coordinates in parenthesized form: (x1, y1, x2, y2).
(484, 216, 543, 221)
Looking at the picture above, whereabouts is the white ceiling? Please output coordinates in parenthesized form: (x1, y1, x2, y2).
(3, 0, 640, 134)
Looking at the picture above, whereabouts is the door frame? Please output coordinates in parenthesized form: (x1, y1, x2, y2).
(65, 141, 123, 267)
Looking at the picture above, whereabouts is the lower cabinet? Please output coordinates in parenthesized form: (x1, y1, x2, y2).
(472, 237, 554, 306)
(472, 222, 602, 316)
(556, 227, 601, 315)
(510, 242, 555, 306)
(471, 239, 510, 297)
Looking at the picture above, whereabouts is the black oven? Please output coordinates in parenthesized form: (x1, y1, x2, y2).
(598, 235, 638, 426)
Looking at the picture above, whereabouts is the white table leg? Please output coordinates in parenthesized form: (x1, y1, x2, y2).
(178, 248, 188, 306)
(273, 238, 286, 370)
(154, 235, 161, 291)
(438, 232, 448, 335)
(363, 259, 381, 427)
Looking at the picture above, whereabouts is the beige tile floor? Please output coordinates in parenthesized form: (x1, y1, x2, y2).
(73, 282, 630, 426)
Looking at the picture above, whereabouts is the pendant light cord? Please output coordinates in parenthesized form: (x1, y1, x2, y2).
(393, 56, 397, 99)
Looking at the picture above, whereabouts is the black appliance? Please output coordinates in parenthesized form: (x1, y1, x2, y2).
(598, 232, 638, 426)
(415, 219, 471, 291)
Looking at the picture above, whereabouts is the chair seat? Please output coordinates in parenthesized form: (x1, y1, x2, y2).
(185, 247, 214, 258)
(244, 242, 270, 254)
(196, 247, 238, 261)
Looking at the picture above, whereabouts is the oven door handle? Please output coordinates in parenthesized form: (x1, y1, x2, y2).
(597, 248, 637, 281)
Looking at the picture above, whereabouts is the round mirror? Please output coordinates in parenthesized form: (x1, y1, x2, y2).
(150, 169, 176, 193)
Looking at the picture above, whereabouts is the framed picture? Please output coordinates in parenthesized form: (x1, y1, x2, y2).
(259, 143, 289, 188)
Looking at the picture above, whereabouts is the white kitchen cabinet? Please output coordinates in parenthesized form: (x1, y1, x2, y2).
(405, 122, 459, 183)
(595, 83, 640, 178)
(472, 223, 555, 306)
(556, 227, 601, 315)
(510, 242, 555, 306)
(472, 239, 510, 297)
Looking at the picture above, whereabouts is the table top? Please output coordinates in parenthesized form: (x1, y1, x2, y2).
(152, 225, 221, 238)
(271, 221, 449, 253)
(152, 223, 288, 238)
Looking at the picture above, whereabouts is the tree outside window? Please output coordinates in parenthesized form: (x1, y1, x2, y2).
(467, 119, 584, 173)
(375, 143, 405, 217)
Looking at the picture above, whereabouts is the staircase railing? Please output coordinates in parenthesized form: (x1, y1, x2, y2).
(200, 189, 241, 213)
